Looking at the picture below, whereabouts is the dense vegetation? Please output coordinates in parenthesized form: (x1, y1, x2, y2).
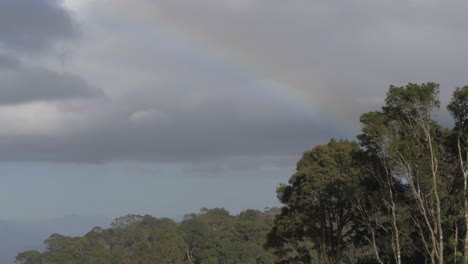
(16, 83, 468, 263)
(15, 208, 279, 264)
(266, 84, 468, 264)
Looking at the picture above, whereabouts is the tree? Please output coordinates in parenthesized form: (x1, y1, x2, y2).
(15, 250, 42, 264)
(358, 111, 405, 264)
(111, 214, 144, 229)
(17, 211, 278, 264)
(358, 83, 448, 263)
(448, 86, 468, 263)
(266, 139, 362, 264)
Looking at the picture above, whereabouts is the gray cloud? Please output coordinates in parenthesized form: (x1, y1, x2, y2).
(0, 0, 77, 53)
(131, 0, 468, 127)
(0, 2, 101, 105)
(0, 54, 20, 68)
(0, 63, 103, 105)
(0, 0, 465, 169)
(0, 79, 330, 163)
(4, 0, 468, 222)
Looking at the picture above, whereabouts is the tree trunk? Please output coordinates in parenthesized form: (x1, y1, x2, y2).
(389, 185, 402, 264)
(369, 228, 384, 264)
(425, 132, 443, 264)
(458, 140, 468, 264)
(455, 223, 459, 263)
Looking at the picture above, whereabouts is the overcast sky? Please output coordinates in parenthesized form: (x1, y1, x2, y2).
(0, 0, 467, 220)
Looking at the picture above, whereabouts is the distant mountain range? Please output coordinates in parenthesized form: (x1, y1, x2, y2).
(0, 215, 111, 264)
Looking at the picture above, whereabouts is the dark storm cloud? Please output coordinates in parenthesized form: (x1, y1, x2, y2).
(0, 0, 77, 52)
(0, 63, 103, 105)
(0, 80, 330, 163)
(0, 54, 20, 68)
(0, 1, 102, 105)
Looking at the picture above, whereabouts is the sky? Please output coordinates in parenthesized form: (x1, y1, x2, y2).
(0, 0, 467, 221)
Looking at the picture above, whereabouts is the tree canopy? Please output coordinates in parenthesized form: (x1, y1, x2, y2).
(16, 209, 279, 264)
(267, 83, 468, 264)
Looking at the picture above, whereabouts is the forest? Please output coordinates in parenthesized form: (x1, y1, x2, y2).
(16, 83, 468, 264)
(15, 208, 279, 264)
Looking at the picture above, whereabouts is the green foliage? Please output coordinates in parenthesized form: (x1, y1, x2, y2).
(268, 83, 468, 263)
(17, 209, 278, 264)
(15, 250, 42, 264)
(267, 139, 363, 264)
(448, 86, 468, 133)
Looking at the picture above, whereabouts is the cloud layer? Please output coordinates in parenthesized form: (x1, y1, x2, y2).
(0, 0, 466, 170)
(0, 0, 102, 138)
(0, 0, 77, 52)
(0, 58, 102, 105)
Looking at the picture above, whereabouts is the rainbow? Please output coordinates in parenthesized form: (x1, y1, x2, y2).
(70, 1, 357, 140)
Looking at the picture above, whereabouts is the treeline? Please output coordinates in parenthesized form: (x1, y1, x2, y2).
(266, 84, 468, 264)
(17, 83, 468, 264)
(16, 208, 280, 264)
